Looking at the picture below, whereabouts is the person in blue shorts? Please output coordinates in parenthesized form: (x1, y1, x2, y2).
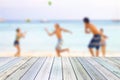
(83, 17, 102, 57)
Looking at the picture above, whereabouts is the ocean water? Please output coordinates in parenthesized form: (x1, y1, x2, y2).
(0, 20, 120, 53)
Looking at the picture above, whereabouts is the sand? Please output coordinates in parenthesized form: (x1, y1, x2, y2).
(0, 51, 120, 57)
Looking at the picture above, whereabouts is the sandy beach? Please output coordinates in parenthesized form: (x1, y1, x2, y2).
(0, 51, 120, 57)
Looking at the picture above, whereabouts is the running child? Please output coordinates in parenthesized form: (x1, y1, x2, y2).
(100, 28, 108, 57)
(14, 28, 26, 57)
(45, 23, 72, 57)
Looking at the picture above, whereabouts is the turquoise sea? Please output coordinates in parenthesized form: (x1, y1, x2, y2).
(0, 20, 120, 53)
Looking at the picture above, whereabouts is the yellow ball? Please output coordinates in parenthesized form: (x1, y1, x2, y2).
(48, 1, 52, 6)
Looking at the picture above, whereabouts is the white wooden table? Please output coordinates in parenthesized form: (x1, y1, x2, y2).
(0, 57, 120, 80)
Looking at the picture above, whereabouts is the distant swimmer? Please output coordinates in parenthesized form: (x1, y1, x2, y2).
(45, 23, 72, 57)
(14, 28, 26, 57)
(83, 17, 102, 57)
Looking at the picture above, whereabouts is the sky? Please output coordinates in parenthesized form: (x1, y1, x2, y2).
(0, 0, 120, 20)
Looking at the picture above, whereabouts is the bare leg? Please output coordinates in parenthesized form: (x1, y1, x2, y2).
(56, 48, 69, 57)
(96, 50, 99, 57)
(89, 48, 94, 57)
(15, 45, 21, 57)
(102, 46, 106, 57)
(60, 48, 69, 53)
(56, 49, 61, 57)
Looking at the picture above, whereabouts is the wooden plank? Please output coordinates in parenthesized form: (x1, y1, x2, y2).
(0, 57, 16, 67)
(62, 57, 77, 80)
(78, 58, 107, 80)
(107, 57, 120, 65)
(0, 57, 23, 73)
(69, 57, 91, 80)
(20, 57, 46, 80)
(93, 57, 120, 78)
(35, 57, 54, 80)
(86, 58, 120, 80)
(110, 57, 120, 61)
(116, 57, 120, 60)
(102, 58, 120, 69)
(49, 57, 62, 80)
(0, 57, 30, 80)
(5, 57, 38, 80)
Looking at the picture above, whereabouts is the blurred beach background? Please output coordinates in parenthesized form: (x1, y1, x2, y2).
(0, 21, 120, 57)
(0, 0, 120, 56)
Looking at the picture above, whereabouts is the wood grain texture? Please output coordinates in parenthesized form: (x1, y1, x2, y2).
(0, 58, 15, 67)
(86, 58, 120, 80)
(21, 58, 46, 80)
(78, 58, 107, 80)
(0, 57, 119, 80)
(0, 57, 23, 73)
(49, 57, 62, 80)
(0, 57, 30, 80)
(62, 57, 77, 80)
(35, 57, 54, 80)
(69, 57, 91, 80)
(5, 57, 38, 80)
(93, 57, 120, 78)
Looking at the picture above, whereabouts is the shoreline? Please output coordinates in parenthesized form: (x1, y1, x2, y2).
(0, 51, 120, 57)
